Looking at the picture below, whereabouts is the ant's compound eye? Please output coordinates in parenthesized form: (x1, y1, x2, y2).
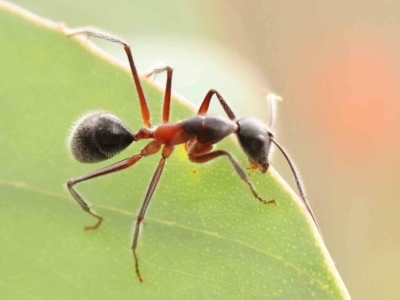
(236, 117, 272, 173)
(68, 111, 135, 163)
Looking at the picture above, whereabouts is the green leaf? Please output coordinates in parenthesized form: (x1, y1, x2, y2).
(0, 2, 349, 299)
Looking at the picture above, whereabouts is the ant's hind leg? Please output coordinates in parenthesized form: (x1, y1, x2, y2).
(67, 140, 162, 231)
(67, 154, 143, 230)
(65, 27, 152, 128)
(67, 183, 103, 231)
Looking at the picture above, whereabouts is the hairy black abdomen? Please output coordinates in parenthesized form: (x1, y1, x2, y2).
(69, 111, 135, 163)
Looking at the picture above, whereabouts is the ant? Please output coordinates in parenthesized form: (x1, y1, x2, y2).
(65, 28, 320, 282)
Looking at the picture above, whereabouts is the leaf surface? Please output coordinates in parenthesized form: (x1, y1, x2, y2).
(0, 3, 349, 299)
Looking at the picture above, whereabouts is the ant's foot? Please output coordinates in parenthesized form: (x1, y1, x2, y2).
(84, 214, 103, 231)
(259, 198, 276, 205)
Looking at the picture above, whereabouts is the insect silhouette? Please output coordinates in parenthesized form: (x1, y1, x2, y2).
(66, 28, 320, 282)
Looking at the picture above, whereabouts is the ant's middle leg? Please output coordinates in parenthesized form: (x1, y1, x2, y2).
(144, 65, 174, 124)
(187, 142, 275, 205)
(131, 145, 175, 282)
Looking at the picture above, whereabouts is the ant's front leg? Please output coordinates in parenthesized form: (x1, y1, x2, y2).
(197, 89, 237, 120)
(187, 141, 275, 205)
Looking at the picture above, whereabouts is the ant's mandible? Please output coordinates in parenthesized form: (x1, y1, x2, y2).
(65, 28, 320, 282)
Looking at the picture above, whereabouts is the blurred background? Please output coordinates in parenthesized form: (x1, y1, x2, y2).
(10, 0, 400, 298)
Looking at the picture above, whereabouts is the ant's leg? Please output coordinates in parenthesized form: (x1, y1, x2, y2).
(188, 145, 275, 205)
(144, 65, 174, 123)
(65, 28, 152, 127)
(131, 145, 174, 282)
(197, 89, 237, 120)
(67, 141, 162, 230)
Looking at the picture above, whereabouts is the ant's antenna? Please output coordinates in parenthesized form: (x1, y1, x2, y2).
(266, 94, 320, 234)
(271, 138, 322, 235)
(266, 93, 282, 128)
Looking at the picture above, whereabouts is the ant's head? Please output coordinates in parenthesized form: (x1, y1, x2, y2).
(68, 111, 135, 163)
(236, 117, 273, 173)
(235, 94, 281, 173)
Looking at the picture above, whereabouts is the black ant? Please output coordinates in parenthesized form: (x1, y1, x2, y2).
(65, 28, 320, 282)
